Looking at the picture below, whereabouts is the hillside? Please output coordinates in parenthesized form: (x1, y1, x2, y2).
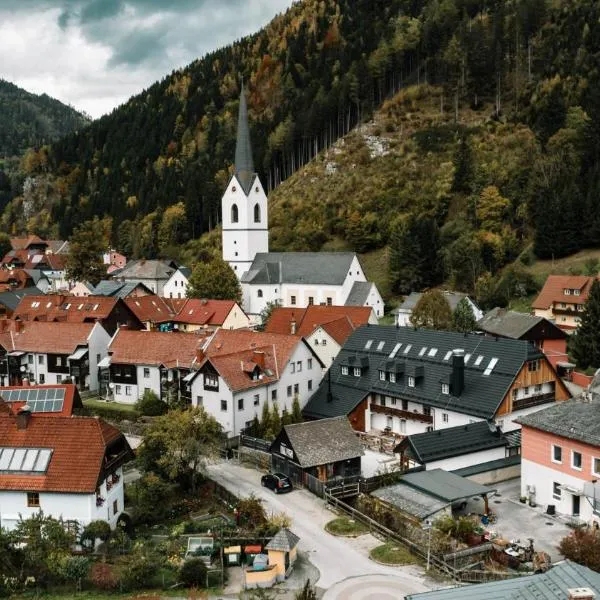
(3, 0, 600, 303)
(0, 80, 90, 156)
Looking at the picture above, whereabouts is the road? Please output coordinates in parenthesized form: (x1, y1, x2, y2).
(206, 460, 433, 593)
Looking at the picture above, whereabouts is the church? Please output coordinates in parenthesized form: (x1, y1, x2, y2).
(222, 86, 384, 318)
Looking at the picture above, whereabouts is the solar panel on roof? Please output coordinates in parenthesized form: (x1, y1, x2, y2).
(10, 449, 26, 470)
(0, 387, 65, 412)
(0, 447, 52, 472)
(0, 449, 13, 470)
(21, 449, 39, 471)
(34, 449, 52, 472)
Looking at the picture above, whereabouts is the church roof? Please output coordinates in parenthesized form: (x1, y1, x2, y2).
(345, 281, 373, 306)
(235, 82, 255, 195)
(241, 252, 357, 286)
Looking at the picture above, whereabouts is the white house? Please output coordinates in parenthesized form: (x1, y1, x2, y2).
(0, 320, 111, 391)
(0, 407, 133, 530)
(112, 259, 178, 296)
(163, 267, 192, 299)
(106, 329, 202, 404)
(394, 291, 483, 327)
(188, 329, 325, 437)
(222, 84, 383, 318)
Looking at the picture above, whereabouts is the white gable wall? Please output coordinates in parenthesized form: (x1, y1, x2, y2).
(306, 328, 342, 366)
(363, 283, 385, 318)
(163, 270, 190, 299)
(87, 323, 112, 391)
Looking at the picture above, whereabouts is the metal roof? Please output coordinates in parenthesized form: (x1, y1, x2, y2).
(406, 561, 600, 599)
(345, 282, 373, 306)
(477, 307, 566, 340)
(234, 82, 255, 194)
(400, 469, 493, 502)
(0, 287, 43, 311)
(303, 325, 543, 421)
(372, 482, 448, 519)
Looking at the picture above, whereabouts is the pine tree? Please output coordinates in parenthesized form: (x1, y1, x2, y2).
(452, 297, 477, 333)
(572, 280, 600, 369)
(451, 135, 474, 194)
(271, 403, 282, 437)
(291, 395, 303, 423)
(260, 401, 273, 440)
(281, 407, 292, 426)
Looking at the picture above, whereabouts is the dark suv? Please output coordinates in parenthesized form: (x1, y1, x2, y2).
(261, 472, 293, 493)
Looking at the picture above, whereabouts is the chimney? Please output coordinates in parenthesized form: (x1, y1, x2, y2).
(196, 348, 205, 364)
(290, 316, 297, 335)
(253, 351, 265, 369)
(568, 589, 596, 600)
(16, 405, 32, 430)
(451, 349, 465, 396)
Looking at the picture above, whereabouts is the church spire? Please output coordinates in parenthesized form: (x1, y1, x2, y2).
(234, 81, 255, 194)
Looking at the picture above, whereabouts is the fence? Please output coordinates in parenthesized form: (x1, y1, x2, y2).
(240, 434, 271, 453)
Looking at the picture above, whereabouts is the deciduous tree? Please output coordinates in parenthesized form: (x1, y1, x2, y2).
(410, 290, 452, 330)
(187, 257, 242, 303)
(65, 216, 108, 285)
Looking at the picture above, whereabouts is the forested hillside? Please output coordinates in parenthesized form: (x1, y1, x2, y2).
(4, 0, 600, 301)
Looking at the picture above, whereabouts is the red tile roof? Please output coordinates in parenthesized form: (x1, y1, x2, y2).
(10, 236, 47, 251)
(164, 299, 239, 326)
(0, 414, 131, 493)
(1, 249, 29, 266)
(0, 321, 95, 354)
(124, 295, 175, 323)
(0, 270, 33, 291)
(0, 384, 82, 416)
(109, 329, 202, 368)
(265, 305, 374, 343)
(532, 275, 597, 309)
(13, 294, 119, 322)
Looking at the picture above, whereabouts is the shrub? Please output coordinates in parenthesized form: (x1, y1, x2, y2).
(178, 557, 208, 588)
(90, 562, 117, 591)
(237, 494, 267, 529)
(81, 520, 111, 549)
(136, 390, 168, 416)
(59, 555, 90, 583)
(126, 473, 175, 524)
(118, 545, 162, 591)
(559, 528, 600, 571)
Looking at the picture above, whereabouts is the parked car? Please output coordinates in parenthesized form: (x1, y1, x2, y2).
(261, 472, 293, 494)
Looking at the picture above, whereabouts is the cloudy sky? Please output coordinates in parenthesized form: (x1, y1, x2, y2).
(1, 0, 294, 119)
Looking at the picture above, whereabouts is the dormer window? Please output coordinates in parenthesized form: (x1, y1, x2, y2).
(389, 373, 396, 383)
(379, 370, 385, 381)
(353, 367, 361, 377)
(574, 289, 580, 296)
(441, 383, 449, 395)
(564, 288, 571, 295)
(408, 376, 415, 388)
(341, 365, 349, 375)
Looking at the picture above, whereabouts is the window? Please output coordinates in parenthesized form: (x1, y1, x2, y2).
(564, 288, 571, 295)
(296, 361, 302, 372)
(534, 384, 542, 393)
(115, 385, 121, 394)
(254, 203, 261, 223)
(553, 482, 562, 500)
(574, 289, 581, 296)
(552, 445, 562, 463)
(291, 362, 296, 374)
(238, 398, 244, 411)
(327, 297, 332, 306)
(441, 383, 449, 395)
(27, 492, 40, 508)
(294, 383, 299, 395)
(287, 385, 292, 397)
(528, 360, 539, 372)
(308, 297, 314, 306)
(196, 396, 203, 406)
(308, 380, 312, 391)
(113, 500, 118, 516)
(125, 386, 132, 396)
(341, 366, 349, 375)
(389, 373, 396, 383)
(253, 395, 260, 406)
(291, 296, 296, 305)
(39, 374, 45, 384)
(399, 420, 406, 433)
(322, 339, 327, 346)
(423, 407, 431, 416)
(442, 413, 448, 423)
(56, 357, 62, 367)
(220, 400, 227, 411)
(257, 289, 263, 298)
(402, 399, 408, 410)
(407, 376, 415, 388)
(96, 353, 101, 364)
(390, 397, 397, 406)
(572, 451, 582, 470)
(593, 457, 600, 477)
(307, 358, 313, 370)
(379, 370, 385, 381)
(271, 389, 277, 401)
(231, 204, 239, 223)
(38, 355, 44, 365)
(204, 373, 218, 389)
(28, 354, 33, 365)
(352, 367, 361, 377)
(143, 368, 150, 378)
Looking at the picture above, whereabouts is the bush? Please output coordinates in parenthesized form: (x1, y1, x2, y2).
(89, 562, 117, 591)
(136, 390, 168, 416)
(81, 520, 111, 549)
(559, 528, 600, 571)
(237, 494, 267, 529)
(126, 473, 176, 524)
(178, 557, 208, 588)
(58, 555, 90, 583)
(118, 545, 162, 591)
(82, 403, 141, 422)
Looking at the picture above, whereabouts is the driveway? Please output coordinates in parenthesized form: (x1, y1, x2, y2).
(206, 460, 434, 593)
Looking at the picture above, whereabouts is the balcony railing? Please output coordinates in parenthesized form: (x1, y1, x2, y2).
(370, 403, 433, 424)
(512, 392, 555, 411)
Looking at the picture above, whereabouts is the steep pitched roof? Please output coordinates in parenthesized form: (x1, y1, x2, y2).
(114, 259, 177, 281)
(0, 321, 95, 354)
(165, 299, 239, 326)
(395, 421, 508, 464)
(109, 329, 201, 369)
(277, 416, 364, 468)
(13, 295, 120, 322)
(303, 325, 546, 421)
(234, 82, 255, 195)
(0, 413, 132, 493)
(0, 384, 82, 416)
(345, 281, 374, 306)
(265, 528, 300, 552)
(10, 236, 47, 251)
(125, 295, 175, 323)
(477, 307, 567, 340)
(320, 317, 355, 345)
(406, 561, 600, 600)
(91, 280, 152, 298)
(532, 275, 595, 309)
(45, 240, 70, 255)
(241, 252, 357, 286)
(0, 287, 43, 312)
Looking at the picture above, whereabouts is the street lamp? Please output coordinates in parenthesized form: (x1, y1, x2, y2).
(424, 519, 433, 571)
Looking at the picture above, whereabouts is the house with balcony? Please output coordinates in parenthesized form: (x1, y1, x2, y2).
(0, 404, 133, 530)
(517, 375, 600, 527)
(188, 329, 324, 437)
(0, 320, 111, 390)
(104, 329, 203, 404)
(532, 275, 597, 332)
(303, 326, 570, 440)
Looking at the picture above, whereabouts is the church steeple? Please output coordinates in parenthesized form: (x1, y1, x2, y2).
(234, 81, 255, 194)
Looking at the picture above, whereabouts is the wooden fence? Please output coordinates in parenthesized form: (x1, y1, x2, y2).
(239, 434, 271, 452)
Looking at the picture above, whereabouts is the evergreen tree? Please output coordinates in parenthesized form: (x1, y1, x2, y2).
(291, 395, 303, 423)
(452, 297, 477, 332)
(271, 402, 282, 436)
(571, 279, 600, 369)
(260, 401, 273, 440)
(65, 216, 108, 286)
(410, 290, 453, 330)
(187, 257, 242, 302)
(451, 134, 474, 194)
(281, 407, 292, 426)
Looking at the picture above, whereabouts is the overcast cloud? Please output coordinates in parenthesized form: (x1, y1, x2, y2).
(0, 0, 293, 118)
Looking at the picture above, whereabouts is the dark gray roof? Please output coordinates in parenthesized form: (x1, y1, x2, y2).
(477, 307, 566, 340)
(241, 252, 357, 286)
(265, 528, 300, 552)
(23, 270, 50, 285)
(178, 266, 192, 279)
(279, 416, 364, 468)
(400, 469, 492, 502)
(396, 421, 508, 464)
(372, 482, 448, 519)
(114, 260, 177, 281)
(234, 82, 255, 194)
(517, 399, 600, 447)
(397, 291, 476, 313)
(303, 325, 544, 421)
(345, 281, 373, 306)
(91, 280, 151, 298)
(0, 287, 42, 311)
(452, 454, 521, 478)
(406, 561, 600, 599)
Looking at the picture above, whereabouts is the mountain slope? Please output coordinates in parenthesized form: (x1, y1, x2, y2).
(0, 80, 90, 156)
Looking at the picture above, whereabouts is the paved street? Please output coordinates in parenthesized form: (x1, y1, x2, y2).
(206, 460, 435, 594)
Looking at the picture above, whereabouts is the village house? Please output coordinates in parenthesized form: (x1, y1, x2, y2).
(163, 266, 191, 299)
(303, 326, 570, 438)
(517, 381, 600, 526)
(103, 251, 127, 273)
(0, 269, 36, 291)
(157, 298, 250, 332)
(68, 281, 95, 297)
(105, 329, 202, 404)
(0, 288, 42, 319)
(111, 259, 178, 295)
(264, 305, 377, 366)
(90, 280, 153, 298)
(11, 294, 143, 335)
(124, 295, 178, 330)
(188, 329, 324, 437)
(393, 291, 483, 327)
(0, 320, 111, 390)
(532, 275, 596, 332)
(0, 405, 133, 530)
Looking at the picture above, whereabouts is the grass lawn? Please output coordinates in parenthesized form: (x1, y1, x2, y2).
(83, 398, 138, 414)
(369, 542, 417, 565)
(325, 516, 369, 537)
(507, 294, 536, 313)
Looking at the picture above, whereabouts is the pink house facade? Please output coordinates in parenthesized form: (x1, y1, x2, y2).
(518, 400, 600, 527)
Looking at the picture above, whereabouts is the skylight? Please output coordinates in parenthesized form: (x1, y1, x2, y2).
(377, 341, 385, 351)
(483, 357, 499, 376)
(464, 353, 472, 364)
(389, 343, 402, 358)
(443, 350, 453, 361)
(0, 447, 52, 473)
(418, 347, 427, 357)
(428, 348, 438, 357)
(365, 340, 373, 350)
(403, 344, 412, 354)
(474, 355, 484, 366)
